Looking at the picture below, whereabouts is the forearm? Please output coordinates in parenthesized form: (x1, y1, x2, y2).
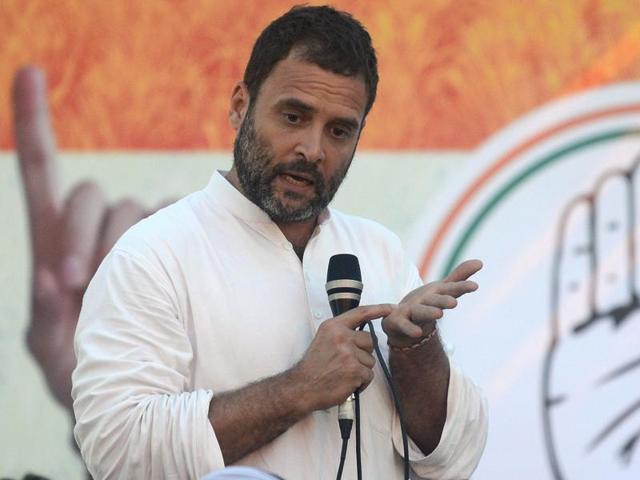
(208, 366, 310, 464)
(390, 329, 450, 455)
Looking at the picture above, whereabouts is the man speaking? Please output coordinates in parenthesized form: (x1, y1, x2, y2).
(72, 6, 487, 479)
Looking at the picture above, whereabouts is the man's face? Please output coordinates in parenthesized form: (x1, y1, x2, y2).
(232, 54, 367, 223)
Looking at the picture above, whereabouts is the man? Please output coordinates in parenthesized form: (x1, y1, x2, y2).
(72, 6, 487, 479)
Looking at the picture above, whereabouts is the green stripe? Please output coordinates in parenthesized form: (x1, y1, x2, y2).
(440, 128, 640, 278)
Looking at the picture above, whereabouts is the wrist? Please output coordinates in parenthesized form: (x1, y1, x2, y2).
(388, 324, 439, 351)
(283, 363, 316, 417)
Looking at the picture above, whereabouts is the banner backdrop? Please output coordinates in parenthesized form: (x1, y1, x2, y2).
(3, 0, 640, 150)
(2, 1, 640, 478)
(407, 83, 640, 478)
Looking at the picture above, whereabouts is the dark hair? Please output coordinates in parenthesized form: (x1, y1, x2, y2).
(243, 5, 378, 116)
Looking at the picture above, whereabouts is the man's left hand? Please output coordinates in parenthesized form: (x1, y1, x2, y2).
(383, 260, 483, 348)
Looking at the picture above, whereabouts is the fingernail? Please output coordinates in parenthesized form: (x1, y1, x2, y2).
(61, 256, 84, 289)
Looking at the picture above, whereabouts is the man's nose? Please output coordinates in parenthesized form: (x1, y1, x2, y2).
(295, 127, 326, 164)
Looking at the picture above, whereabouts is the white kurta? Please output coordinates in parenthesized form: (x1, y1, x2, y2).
(72, 171, 487, 480)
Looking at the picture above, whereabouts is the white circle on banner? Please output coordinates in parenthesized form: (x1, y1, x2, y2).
(409, 83, 640, 479)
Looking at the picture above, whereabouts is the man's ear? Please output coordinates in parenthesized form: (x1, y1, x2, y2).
(229, 81, 250, 131)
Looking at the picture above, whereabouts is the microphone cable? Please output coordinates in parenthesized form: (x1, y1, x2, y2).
(354, 390, 362, 479)
(357, 320, 411, 480)
(335, 433, 350, 480)
(337, 321, 411, 480)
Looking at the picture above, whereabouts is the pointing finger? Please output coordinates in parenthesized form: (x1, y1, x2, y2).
(60, 182, 107, 289)
(407, 292, 457, 309)
(13, 66, 61, 262)
(593, 171, 632, 316)
(426, 280, 478, 298)
(552, 196, 593, 341)
(336, 304, 395, 330)
(443, 259, 483, 282)
(96, 198, 146, 263)
(409, 304, 443, 324)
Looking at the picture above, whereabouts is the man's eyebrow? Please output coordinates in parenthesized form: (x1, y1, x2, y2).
(333, 115, 361, 132)
(275, 97, 361, 130)
(276, 97, 316, 113)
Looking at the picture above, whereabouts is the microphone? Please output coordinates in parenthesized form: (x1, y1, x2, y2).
(326, 254, 363, 434)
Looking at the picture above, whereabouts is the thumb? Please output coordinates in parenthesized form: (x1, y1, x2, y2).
(337, 304, 396, 330)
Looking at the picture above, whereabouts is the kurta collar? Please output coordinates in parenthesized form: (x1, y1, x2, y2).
(203, 170, 333, 228)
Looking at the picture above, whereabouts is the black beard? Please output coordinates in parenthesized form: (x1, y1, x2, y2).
(232, 109, 351, 223)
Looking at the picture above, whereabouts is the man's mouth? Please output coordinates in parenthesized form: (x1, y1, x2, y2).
(279, 172, 315, 187)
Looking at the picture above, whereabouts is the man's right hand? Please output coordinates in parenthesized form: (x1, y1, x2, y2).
(208, 303, 394, 464)
(292, 304, 395, 412)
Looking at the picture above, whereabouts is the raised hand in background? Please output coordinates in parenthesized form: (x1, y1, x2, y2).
(544, 158, 640, 479)
(13, 66, 169, 412)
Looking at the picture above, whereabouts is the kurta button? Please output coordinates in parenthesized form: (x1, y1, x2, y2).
(314, 311, 322, 319)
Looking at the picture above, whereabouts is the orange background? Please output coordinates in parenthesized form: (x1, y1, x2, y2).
(2, 0, 640, 150)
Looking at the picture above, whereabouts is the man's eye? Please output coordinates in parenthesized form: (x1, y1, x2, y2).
(331, 127, 351, 139)
(284, 113, 300, 124)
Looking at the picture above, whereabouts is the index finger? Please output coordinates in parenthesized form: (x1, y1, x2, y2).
(335, 304, 396, 330)
(13, 66, 62, 259)
(593, 172, 631, 316)
(444, 259, 483, 282)
(553, 196, 592, 341)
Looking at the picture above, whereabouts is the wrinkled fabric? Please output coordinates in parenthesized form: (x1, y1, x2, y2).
(72, 171, 487, 480)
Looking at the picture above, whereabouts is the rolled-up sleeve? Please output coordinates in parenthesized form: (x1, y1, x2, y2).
(72, 248, 224, 479)
(391, 363, 488, 479)
(386, 249, 488, 478)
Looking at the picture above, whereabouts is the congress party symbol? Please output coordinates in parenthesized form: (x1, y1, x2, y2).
(410, 83, 640, 478)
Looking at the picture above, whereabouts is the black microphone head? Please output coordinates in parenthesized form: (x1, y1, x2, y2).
(327, 254, 361, 283)
(326, 254, 362, 316)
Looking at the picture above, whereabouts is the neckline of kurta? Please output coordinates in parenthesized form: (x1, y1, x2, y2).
(202, 170, 333, 248)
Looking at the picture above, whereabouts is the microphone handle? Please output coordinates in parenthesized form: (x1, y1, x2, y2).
(329, 297, 361, 426)
(338, 393, 355, 421)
